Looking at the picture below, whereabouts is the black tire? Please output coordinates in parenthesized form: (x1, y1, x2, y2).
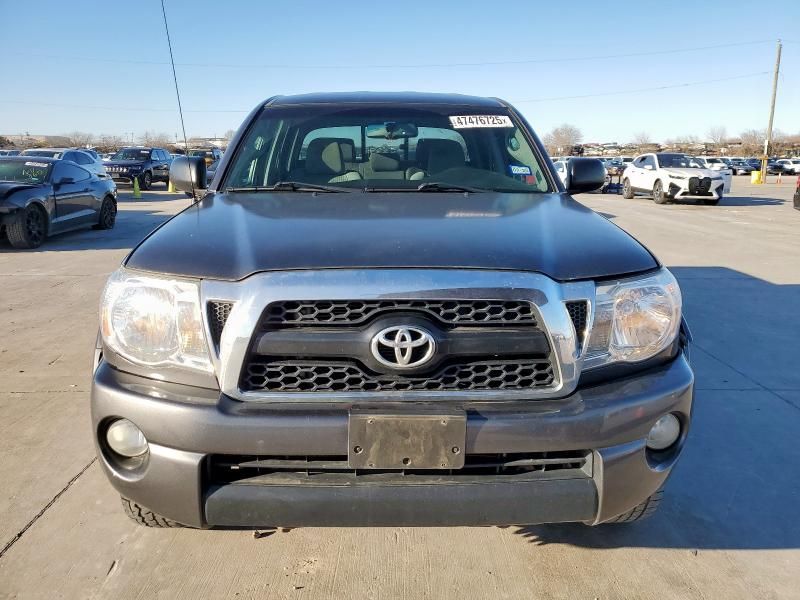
(605, 489, 663, 524)
(121, 497, 185, 528)
(139, 171, 152, 191)
(622, 178, 634, 199)
(93, 196, 117, 230)
(652, 180, 668, 204)
(6, 204, 47, 249)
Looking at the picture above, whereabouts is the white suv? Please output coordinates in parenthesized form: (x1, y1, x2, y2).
(622, 153, 725, 205)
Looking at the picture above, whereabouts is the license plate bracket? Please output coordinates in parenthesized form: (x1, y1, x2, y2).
(348, 410, 467, 470)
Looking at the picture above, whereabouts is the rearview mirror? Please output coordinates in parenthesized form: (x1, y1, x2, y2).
(366, 122, 418, 139)
(566, 158, 606, 194)
(169, 156, 207, 195)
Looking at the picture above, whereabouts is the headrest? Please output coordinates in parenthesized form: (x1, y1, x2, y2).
(425, 139, 465, 173)
(369, 151, 401, 172)
(305, 138, 343, 175)
(336, 140, 355, 163)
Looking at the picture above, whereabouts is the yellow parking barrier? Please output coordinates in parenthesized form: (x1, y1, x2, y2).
(132, 176, 142, 198)
(168, 179, 176, 193)
(751, 170, 762, 185)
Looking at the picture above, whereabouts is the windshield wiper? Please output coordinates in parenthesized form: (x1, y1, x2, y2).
(415, 182, 486, 193)
(226, 181, 351, 193)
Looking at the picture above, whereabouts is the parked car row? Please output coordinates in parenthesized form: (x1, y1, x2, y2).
(20, 148, 108, 178)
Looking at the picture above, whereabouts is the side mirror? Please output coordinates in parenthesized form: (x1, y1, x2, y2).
(644, 164, 653, 170)
(54, 177, 75, 187)
(169, 156, 207, 195)
(566, 158, 606, 194)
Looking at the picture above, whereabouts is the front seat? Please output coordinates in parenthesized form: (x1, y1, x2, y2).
(301, 138, 361, 183)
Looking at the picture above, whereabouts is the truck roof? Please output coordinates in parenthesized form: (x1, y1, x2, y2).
(266, 91, 506, 108)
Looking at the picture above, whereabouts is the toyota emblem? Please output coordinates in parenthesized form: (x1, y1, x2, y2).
(370, 325, 436, 369)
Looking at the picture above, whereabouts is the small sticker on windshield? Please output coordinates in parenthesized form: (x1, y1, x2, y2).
(24, 162, 49, 168)
(509, 165, 531, 175)
(449, 115, 513, 129)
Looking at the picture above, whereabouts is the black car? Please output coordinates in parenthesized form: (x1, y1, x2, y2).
(729, 159, 753, 175)
(0, 156, 117, 249)
(104, 147, 172, 190)
(92, 92, 693, 530)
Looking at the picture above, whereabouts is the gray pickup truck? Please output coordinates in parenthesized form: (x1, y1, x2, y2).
(92, 92, 693, 529)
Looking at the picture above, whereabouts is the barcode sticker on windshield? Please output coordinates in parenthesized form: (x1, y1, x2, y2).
(449, 115, 513, 129)
(24, 162, 49, 168)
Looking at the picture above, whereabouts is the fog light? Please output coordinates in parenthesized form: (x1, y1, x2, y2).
(106, 419, 149, 457)
(646, 413, 681, 450)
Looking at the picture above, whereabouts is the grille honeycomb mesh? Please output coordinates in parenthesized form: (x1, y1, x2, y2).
(208, 301, 234, 346)
(262, 300, 537, 328)
(242, 359, 554, 393)
(565, 300, 588, 348)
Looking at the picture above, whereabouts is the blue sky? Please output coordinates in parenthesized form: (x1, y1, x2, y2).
(1, 0, 798, 143)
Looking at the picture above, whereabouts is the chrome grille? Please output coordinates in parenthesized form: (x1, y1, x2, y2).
(261, 299, 538, 328)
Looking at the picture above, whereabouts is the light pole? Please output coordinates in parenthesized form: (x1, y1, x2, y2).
(760, 40, 782, 183)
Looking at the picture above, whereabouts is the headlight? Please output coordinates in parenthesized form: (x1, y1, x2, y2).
(100, 268, 212, 372)
(583, 269, 682, 368)
(669, 174, 687, 180)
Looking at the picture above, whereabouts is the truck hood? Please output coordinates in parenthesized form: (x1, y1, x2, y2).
(0, 182, 39, 200)
(663, 168, 720, 178)
(125, 192, 658, 282)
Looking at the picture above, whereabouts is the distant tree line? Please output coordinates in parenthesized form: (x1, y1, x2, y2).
(542, 123, 800, 157)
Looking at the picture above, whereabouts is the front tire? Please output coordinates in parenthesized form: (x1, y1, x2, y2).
(652, 180, 668, 204)
(138, 171, 152, 191)
(93, 196, 117, 230)
(121, 497, 185, 528)
(604, 489, 663, 524)
(622, 178, 634, 199)
(7, 204, 47, 249)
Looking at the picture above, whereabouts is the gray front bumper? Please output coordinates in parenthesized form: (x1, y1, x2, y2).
(91, 354, 694, 528)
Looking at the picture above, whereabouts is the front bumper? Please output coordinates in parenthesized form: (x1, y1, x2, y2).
(91, 353, 694, 528)
(108, 172, 141, 184)
(667, 178, 725, 200)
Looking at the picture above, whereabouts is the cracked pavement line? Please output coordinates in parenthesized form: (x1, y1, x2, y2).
(0, 458, 97, 560)
(693, 344, 800, 411)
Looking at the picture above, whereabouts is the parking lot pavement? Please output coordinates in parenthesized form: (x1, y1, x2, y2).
(1, 180, 799, 599)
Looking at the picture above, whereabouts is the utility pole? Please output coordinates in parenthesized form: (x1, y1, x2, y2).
(761, 39, 782, 182)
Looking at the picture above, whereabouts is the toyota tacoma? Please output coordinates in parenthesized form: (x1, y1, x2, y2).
(92, 92, 693, 529)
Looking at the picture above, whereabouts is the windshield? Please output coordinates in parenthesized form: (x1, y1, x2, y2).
(657, 154, 695, 168)
(0, 159, 51, 184)
(113, 148, 151, 160)
(223, 105, 551, 193)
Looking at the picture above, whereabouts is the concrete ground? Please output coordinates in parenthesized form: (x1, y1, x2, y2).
(1, 179, 798, 599)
